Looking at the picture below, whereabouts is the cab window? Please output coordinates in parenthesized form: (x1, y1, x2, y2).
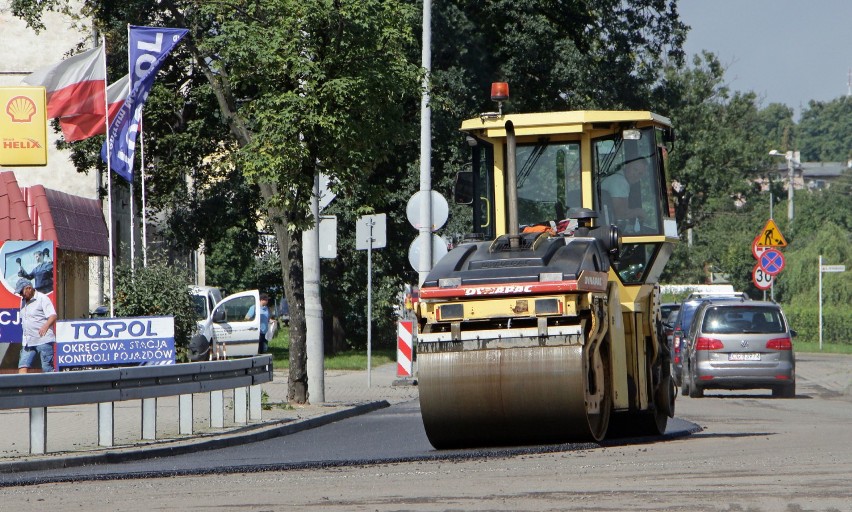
(593, 128, 664, 235)
(515, 142, 581, 226)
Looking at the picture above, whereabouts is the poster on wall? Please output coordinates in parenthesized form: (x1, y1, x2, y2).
(0, 240, 56, 371)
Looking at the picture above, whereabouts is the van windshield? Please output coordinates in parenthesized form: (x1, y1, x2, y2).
(191, 295, 208, 320)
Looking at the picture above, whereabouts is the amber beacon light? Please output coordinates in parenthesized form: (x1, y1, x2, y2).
(490, 82, 509, 102)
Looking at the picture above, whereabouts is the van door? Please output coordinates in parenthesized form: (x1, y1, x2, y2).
(209, 290, 260, 357)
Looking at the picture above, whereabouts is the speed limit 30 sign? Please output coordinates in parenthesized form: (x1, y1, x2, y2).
(753, 263, 773, 290)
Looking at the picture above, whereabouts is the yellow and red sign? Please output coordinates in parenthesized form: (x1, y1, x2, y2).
(0, 86, 48, 166)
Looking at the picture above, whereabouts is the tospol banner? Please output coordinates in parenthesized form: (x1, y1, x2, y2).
(56, 316, 175, 368)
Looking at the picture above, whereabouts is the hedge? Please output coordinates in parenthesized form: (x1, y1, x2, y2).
(782, 303, 852, 346)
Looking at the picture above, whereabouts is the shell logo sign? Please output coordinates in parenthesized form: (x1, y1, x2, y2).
(6, 96, 38, 122)
(0, 86, 47, 166)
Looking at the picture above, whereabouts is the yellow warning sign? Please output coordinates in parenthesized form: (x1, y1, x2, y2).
(755, 219, 787, 247)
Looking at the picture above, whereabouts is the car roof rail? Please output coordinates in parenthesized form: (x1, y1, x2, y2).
(685, 291, 748, 301)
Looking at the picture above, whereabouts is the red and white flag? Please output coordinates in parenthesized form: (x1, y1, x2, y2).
(22, 45, 106, 119)
(59, 74, 129, 142)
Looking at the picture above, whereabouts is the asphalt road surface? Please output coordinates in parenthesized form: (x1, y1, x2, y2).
(2, 353, 851, 511)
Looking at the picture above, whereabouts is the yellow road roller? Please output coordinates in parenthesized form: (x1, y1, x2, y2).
(416, 86, 678, 448)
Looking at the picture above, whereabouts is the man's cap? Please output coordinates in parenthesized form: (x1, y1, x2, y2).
(260, 293, 269, 301)
(15, 278, 33, 294)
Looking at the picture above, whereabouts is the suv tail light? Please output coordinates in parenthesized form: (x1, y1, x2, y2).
(695, 337, 723, 351)
(766, 337, 792, 350)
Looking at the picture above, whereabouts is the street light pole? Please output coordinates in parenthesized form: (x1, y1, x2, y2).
(769, 149, 797, 221)
(786, 153, 794, 221)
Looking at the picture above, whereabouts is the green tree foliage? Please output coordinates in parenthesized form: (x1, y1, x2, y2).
(798, 97, 852, 162)
(112, 261, 197, 362)
(653, 52, 772, 232)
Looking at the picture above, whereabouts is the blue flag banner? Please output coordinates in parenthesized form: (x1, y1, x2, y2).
(102, 26, 188, 182)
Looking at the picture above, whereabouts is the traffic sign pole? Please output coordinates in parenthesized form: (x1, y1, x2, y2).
(819, 255, 823, 351)
(818, 255, 847, 351)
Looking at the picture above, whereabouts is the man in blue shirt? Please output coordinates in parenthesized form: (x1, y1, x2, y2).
(245, 293, 274, 354)
(16, 278, 57, 373)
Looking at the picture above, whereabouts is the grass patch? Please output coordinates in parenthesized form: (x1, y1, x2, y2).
(268, 326, 395, 370)
(794, 340, 852, 354)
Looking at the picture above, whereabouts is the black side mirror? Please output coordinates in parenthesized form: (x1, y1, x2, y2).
(213, 308, 226, 323)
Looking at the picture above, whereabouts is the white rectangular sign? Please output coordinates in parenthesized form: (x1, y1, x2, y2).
(355, 213, 386, 250)
(820, 265, 846, 273)
(56, 316, 176, 368)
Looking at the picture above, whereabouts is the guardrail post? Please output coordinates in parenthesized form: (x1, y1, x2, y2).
(249, 384, 262, 421)
(234, 387, 247, 424)
(98, 402, 114, 447)
(179, 394, 193, 435)
(141, 398, 157, 440)
(210, 390, 224, 428)
(29, 407, 47, 455)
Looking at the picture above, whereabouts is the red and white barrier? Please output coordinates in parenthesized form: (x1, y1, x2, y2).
(397, 320, 413, 378)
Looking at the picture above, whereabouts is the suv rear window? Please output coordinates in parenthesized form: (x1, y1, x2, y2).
(702, 306, 785, 334)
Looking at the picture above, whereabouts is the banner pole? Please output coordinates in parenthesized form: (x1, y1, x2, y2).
(100, 34, 115, 317)
(128, 24, 136, 270)
(141, 117, 148, 267)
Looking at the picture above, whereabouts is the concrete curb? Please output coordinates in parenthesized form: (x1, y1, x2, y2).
(0, 400, 389, 474)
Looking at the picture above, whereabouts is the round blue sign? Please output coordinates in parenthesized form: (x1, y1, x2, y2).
(759, 248, 785, 276)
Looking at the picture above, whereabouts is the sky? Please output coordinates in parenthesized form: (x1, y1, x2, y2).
(678, 0, 852, 119)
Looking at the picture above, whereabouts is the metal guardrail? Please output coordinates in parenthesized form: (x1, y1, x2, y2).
(0, 355, 273, 455)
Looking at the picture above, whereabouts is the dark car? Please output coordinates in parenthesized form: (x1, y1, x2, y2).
(681, 299, 796, 398)
(671, 292, 749, 391)
(661, 302, 680, 322)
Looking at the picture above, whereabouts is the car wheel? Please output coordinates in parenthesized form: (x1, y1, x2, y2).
(773, 381, 796, 398)
(688, 370, 704, 398)
(680, 371, 689, 396)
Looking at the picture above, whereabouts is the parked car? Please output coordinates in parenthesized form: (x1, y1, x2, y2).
(681, 299, 796, 398)
(661, 302, 680, 322)
(189, 287, 261, 361)
(88, 304, 109, 318)
(671, 292, 749, 390)
(190, 285, 223, 321)
(660, 302, 680, 365)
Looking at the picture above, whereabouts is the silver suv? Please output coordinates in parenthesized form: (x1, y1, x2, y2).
(682, 299, 796, 398)
(672, 292, 749, 392)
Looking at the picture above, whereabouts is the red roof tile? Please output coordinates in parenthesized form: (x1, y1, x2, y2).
(0, 171, 108, 256)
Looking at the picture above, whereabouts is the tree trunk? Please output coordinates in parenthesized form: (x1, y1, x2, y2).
(184, 32, 310, 403)
(260, 184, 309, 404)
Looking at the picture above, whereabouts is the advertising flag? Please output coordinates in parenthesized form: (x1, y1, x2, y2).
(59, 74, 129, 142)
(21, 46, 106, 119)
(102, 26, 188, 182)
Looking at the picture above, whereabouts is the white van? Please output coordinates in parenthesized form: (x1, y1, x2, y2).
(189, 286, 261, 360)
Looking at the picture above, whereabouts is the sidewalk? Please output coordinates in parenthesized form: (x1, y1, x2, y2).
(0, 362, 418, 472)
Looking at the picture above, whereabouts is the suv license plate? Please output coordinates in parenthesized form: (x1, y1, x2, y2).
(729, 353, 761, 361)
